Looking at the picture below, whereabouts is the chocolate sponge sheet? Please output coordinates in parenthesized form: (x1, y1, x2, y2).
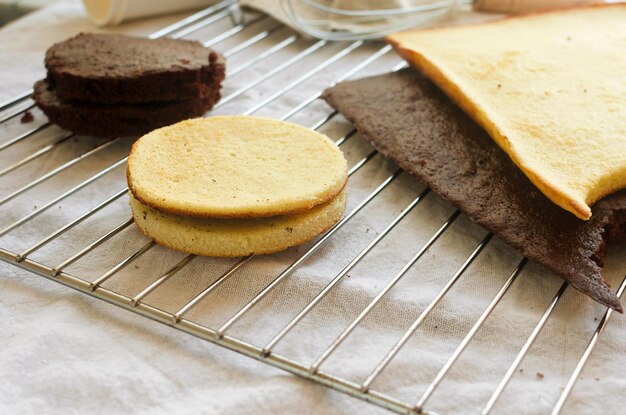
(323, 69, 626, 311)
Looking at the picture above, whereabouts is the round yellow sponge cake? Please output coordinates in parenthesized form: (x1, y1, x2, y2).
(129, 190, 347, 257)
(127, 116, 348, 218)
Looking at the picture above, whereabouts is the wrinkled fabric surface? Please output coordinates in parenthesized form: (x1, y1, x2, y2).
(0, 1, 625, 415)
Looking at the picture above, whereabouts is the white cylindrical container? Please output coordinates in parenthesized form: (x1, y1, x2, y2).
(82, 0, 213, 26)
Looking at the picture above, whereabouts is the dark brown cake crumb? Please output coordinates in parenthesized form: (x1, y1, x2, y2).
(20, 111, 34, 123)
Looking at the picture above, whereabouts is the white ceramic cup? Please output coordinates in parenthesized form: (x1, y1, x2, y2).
(82, 0, 213, 26)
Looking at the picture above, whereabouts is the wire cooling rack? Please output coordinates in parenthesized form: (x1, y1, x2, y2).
(1, 2, 625, 414)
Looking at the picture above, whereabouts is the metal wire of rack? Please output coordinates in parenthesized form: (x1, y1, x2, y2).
(0, 3, 625, 414)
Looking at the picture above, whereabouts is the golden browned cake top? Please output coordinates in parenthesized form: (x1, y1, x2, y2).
(127, 116, 348, 219)
(388, 5, 626, 219)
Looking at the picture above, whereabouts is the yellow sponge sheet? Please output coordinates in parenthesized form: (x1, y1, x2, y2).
(387, 5, 626, 219)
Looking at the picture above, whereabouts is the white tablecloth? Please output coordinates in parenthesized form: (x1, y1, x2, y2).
(1, 2, 625, 415)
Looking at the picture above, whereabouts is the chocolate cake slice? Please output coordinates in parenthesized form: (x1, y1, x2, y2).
(323, 69, 626, 311)
(45, 33, 225, 105)
(33, 80, 220, 137)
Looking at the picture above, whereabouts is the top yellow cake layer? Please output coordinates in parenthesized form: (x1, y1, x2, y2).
(127, 116, 348, 218)
(387, 5, 626, 219)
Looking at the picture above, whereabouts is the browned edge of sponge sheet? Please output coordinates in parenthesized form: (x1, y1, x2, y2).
(322, 69, 626, 311)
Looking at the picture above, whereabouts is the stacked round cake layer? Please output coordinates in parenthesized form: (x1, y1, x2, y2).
(127, 116, 349, 257)
(33, 33, 226, 137)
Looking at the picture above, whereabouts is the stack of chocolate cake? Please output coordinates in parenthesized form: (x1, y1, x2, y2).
(33, 33, 226, 137)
